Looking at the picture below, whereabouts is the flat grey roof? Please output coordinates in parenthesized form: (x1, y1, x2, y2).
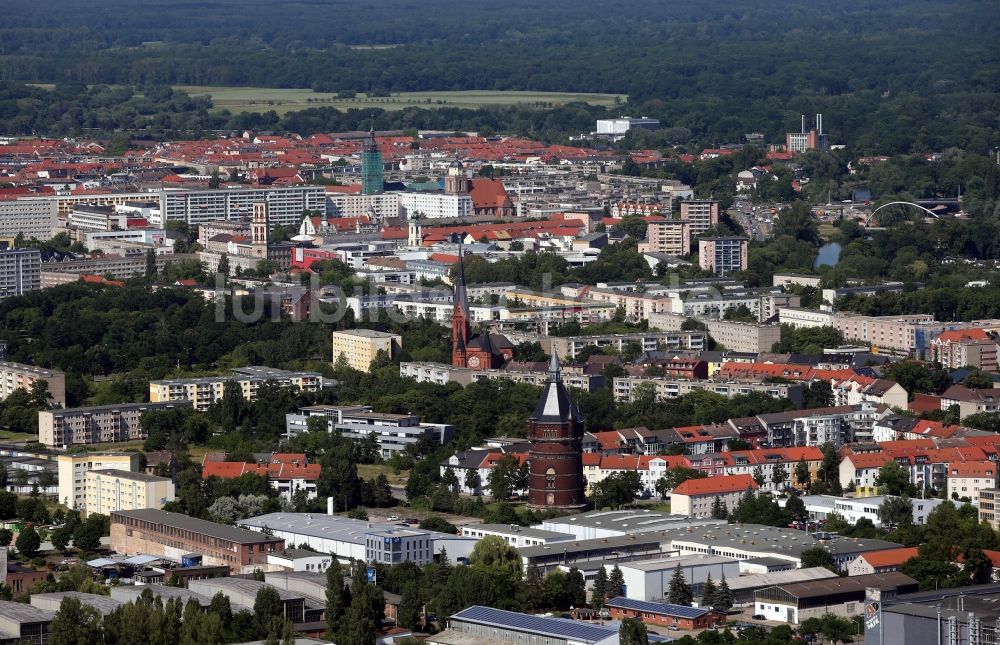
(726, 567, 839, 592)
(111, 509, 277, 544)
(49, 401, 192, 416)
(332, 329, 400, 338)
(189, 578, 302, 603)
(742, 556, 796, 567)
(239, 513, 471, 546)
(465, 524, 574, 541)
(89, 469, 171, 483)
(541, 509, 722, 532)
(271, 549, 329, 561)
(619, 554, 736, 572)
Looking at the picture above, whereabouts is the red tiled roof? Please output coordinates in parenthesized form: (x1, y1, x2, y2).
(673, 474, 758, 496)
(861, 547, 919, 568)
(935, 329, 992, 343)
(947, 460, 998, 479)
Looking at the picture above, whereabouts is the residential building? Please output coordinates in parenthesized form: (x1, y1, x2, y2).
(773, 273, 822, 289)
(754, 572, 917, 624)
(398, 361, 477, 386)
(201, 453, 320, 501)
(778, 307, 836, 329)
(679, 201, 720, 236)
(670, 474, 759, 518)
(605, 597, 725, 630)
(149, 366, 324, 412)
(596, 117, 660, 140)
(0, 200, 56, 240)
(159, 186, 326, 227)
(0, 249, 40, 300)
(0, 361, 65, 407)
(57, 453, 141, 511)
(947, 461, 998, 504)
(331, 329, 402, 371)
(648, 312, 781, 353)
(639, 219, 690, 256)
(503, 330, 707, 359)
(720, 447, 824, 492)
(847, 547, 920, 576)
(110, 508, 285, 574)
(831, 376, 908, 410)
(612, 376, 804, 407)
(397, 192, 474, 219)
(285, 405, 453, 459)
(980, 489, 1000, 530)
(931, 329, 999, 372)
(237, 513, 477, 564)
(698, 237, 749, 276)
(38, 401, 192, 447)
(832, 313, 939, 357)
(83, 469, 175, 516)
(939, 384, 1000, 419)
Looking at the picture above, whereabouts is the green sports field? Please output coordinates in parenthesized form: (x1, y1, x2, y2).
(174, 86, 625, 115)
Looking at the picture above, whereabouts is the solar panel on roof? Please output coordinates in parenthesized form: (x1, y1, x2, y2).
(605, 597, 710, 619)
(452, 606, 616, 642)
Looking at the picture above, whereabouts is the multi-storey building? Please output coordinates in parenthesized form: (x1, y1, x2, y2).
(202, 453, 321, 501)
(931, 329, 999, 372)
(698, 237, 749, 276)
(979, 488, 1000, 530)
(947, 461, 999, 504)
(397, 192, 474, 219)
(612, 376, 804, 407)
(38, 401, 192, 447)
(149, 366, 324, 412)
(0, 361, 65, 407)
(503, 330, 707, 359)
(159, 186, 326, 227)
(331, 329, 402, 372)
(638, 219, 690, 256)
(84, 469, 175, 516)
(670, 474, 758, 518)
(284, 405, 453, 459)
(57, 453, 141, 511)
(0, 200, 57, 239)
(111, 508, 285, 574)
(0, 249, 41, 300)
(648, 312, 782, 354)
(679, 200, 720, 236)
(325, 192, 400, 220)
(785, 114, 829, 153)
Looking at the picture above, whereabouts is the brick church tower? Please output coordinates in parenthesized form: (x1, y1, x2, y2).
(451, 246, 513, 370)
(527, 350, 585, 509)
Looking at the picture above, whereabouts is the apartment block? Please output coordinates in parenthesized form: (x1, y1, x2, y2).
(931, 329, 999, 372)
(613, 376, 804, 407)
(946, 462, 998, 505)
(0, 361, 65, 407)
(638, 219, 690, 256)
(0, 200, 57, 239)
(110, 508, 285, 574)
(38, 401, 193, 447)
(670, 474, 758, 518)
(57, 453, 141, 511)
(331, 329, 402, 372)
(149, 366, 324, 412)
(647, 312, 781, 354)
(159, 186, 326, 227)
(979, 489, 1000, 530)
(679, 201, 720, 236)
(84, 469, 175, 516)
(0, 249, 41, 300)
(698, 237, 749, 276)
(832, 313, 938, 356)
(503, 330, 707, 359)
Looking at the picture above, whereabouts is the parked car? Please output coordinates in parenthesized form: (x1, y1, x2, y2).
(752, 614, 766, 620)
(386, 515, 400, 521)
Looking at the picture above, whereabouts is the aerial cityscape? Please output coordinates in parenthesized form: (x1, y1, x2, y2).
(0, 1, 997, 644)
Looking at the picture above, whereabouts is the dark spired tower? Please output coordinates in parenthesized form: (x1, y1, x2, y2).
(361, 119, 383, 195)
(527, 350, 585, 509)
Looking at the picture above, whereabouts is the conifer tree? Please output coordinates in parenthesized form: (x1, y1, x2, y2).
(667, 565, 692, 606)
(700, 573, 716, 607)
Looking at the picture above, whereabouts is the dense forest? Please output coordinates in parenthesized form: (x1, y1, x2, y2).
(0, 0, 996, 153)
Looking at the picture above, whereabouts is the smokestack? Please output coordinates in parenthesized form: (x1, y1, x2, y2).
(801, 115, 806, 134)
(816, 114, 823, 135)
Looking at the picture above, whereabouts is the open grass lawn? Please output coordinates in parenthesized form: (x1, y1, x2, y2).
(0, 430, 38, 443)
(174, 86, 626, 115)
(357, 462, 409, 487)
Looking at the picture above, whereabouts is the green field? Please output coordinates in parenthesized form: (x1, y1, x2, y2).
(174, 86, 626, 115)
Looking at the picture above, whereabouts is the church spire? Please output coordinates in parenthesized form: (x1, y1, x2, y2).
(454, 238, 469, 318)
(548, 343, 561, 382)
